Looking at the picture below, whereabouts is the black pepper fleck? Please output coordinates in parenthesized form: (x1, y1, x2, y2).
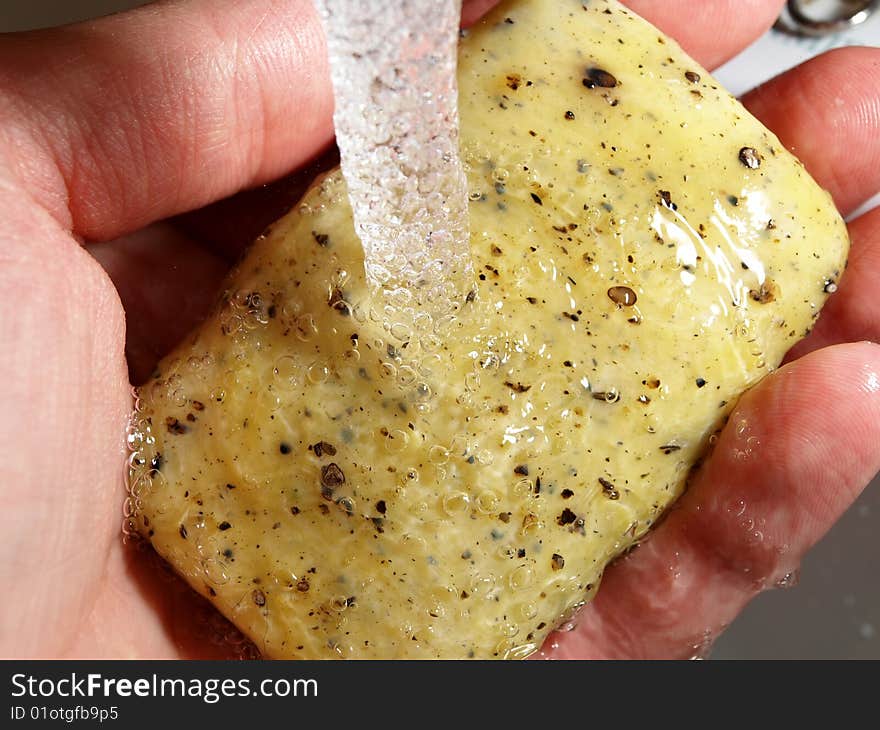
(599, 477, 620, 500)
(739, 147, 762, 170)
(557, 508, 578, 526)
(583, 67, 618, 89)
(607, 286, 637, 306)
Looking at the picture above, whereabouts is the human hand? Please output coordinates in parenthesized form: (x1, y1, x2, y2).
(0, 0, 877, 659)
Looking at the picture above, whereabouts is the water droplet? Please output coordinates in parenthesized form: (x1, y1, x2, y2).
(203, 558, 230, 585)
(504, 642, 538, 660)
(688, 630, 716, 660)
(774, 570, 800, 589)
(860, 623, 875, 640)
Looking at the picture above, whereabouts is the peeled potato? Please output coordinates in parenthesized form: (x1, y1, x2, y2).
(128, 0, 848, 658)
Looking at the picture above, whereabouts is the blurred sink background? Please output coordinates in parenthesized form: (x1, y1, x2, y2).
(2, 0, 877, 659)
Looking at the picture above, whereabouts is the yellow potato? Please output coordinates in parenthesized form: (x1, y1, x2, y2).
(128, 0, 848, 658)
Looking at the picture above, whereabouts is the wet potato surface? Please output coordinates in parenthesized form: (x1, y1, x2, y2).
(129, 0, 849, 658)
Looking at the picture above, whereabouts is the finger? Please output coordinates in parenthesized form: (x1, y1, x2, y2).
(0, 0, 335, 241)
(742, 47, 880, 217)
(1, 0, 784, 244)
(88, 223, 229, 385)
(0, 181, 131, 656)
(539, 341, 880, 659)
(623, 0, 786, 70)
(786, 207, 880, 361)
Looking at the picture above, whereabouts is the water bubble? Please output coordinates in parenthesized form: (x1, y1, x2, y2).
(465, 372, 481, 391)
(397, 366, 417, 386)
(470, 573, 497, 597)
(294, 314, 318, 342)
(342, 348, 361, 364)
(475, 491, 500, 513)
(384, 428, 409, 453)
(210, 387, 226, 403)
(413, 312, 433, 332)
(390, 322, 412, 342)
(166, 376, 187, 407)
(860, 623, 876, 640)
(441, 491, 469, 515)
(476, 449, 494, 466)
(508, 566, 534, 591)
(307, 363, 330, 384)
(429, 445, 450, 464)
(448, 433, 469, 456)
(517, 602, 539, 621)
(273, 355, 300, 387)
(379, 362, 397, 379)
(420, 334, 442, 352)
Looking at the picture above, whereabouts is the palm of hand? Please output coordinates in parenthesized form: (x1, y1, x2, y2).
(1, 0, 878, 659)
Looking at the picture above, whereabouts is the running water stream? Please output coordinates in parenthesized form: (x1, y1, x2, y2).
(312, 0, 473, 323)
